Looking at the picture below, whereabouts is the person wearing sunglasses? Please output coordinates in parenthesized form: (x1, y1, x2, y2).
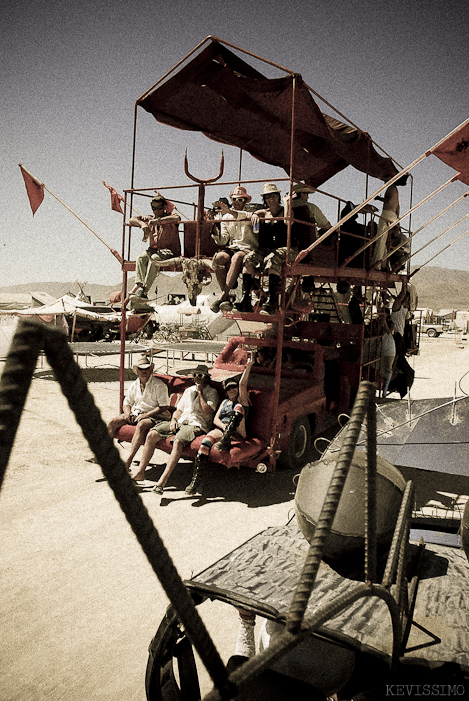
(185, 353, 255, 496)
(128, 195, 181, 301)
(130, 364, 218, 493)
(210, 186, 259, 313)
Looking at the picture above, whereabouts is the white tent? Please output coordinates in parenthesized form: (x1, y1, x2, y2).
(0, 295, 121, 323)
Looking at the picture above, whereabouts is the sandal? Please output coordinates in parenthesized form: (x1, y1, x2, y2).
(153, 485, 164, 494)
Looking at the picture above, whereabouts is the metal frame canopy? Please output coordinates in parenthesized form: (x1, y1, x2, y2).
(132, 35, 398, 189)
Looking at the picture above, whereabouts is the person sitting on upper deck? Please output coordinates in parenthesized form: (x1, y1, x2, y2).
(289, 183, 331, 246)
(235, 183, 296, 316)
(185, 355, 254, 496)
(210, 186, 258, 313)
(129, 195, 181, 300)
(130, 364, 219, 494)
(371, 174, 409, 271)
(338, 201, 378, 267)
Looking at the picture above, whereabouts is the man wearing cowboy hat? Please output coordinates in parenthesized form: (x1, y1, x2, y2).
(210, 186, 258, 313)
(290, 183, 330, 231)
(88, 355, 171, 469)
(129, 195, 181, 301)
(236, 183, 294, 315)
(131, 364, 219, 492)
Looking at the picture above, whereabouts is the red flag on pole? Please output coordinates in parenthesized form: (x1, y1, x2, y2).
(431, 120, 469, 186)
(102, 181, 124, 214)
(19, 164, 44, 215)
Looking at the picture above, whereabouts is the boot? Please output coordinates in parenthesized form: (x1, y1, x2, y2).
(185, 452, 208, 495)
(234, 274, 253, 313)
(215, 411, 243, 452)
(260, 275, 279, 315)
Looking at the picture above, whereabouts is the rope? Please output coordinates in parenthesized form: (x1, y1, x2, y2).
(0, 320, 233, 698)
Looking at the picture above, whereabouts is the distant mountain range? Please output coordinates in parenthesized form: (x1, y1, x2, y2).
(0, 274, 219, 307)
(1, 267, 468, 313)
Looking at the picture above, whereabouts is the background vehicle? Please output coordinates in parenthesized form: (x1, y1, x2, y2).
(421, 322, 444, 337)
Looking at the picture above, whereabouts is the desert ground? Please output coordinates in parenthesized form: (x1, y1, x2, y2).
(1, 330, 468, 700)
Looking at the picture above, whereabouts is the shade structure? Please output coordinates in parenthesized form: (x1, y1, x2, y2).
(137, 40, 398, 187)
(327, 396, 469, 476)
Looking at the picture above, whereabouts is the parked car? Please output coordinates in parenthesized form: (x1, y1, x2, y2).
(420, 322, 445, 337)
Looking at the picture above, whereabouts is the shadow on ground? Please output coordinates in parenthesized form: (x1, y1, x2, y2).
(125, 459, 299, 509)
(123, 423, 343, 509)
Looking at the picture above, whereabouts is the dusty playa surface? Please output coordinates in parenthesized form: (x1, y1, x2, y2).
(1, 332, 468, 700)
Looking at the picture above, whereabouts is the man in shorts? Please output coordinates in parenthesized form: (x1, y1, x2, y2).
(235, 183, 292, 315)
(131, 364, 219, 491)
(87, 355, 171, 471)
(210, 186, 258, 312)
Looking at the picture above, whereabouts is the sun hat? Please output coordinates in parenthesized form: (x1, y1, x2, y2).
(292, 183, 316, 194)
(261, 183, 281, 198)
(222, 377, 240, 390)
(133, 355, 154, 373)
(177, 364, 211, 377)
(230, 186, 252, 203)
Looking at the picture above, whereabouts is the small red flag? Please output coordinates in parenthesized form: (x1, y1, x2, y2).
(19, 164, 44, 215)
(431, 121, 469, 187)
(102, 181, 124, 214)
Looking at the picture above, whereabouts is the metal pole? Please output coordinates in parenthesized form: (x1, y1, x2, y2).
(410, 227, 469, 276)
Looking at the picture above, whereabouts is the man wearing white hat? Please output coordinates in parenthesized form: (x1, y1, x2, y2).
(236, 183, 292, 315)
(210, 186, 258, 313)
(88, 355, 171, 470)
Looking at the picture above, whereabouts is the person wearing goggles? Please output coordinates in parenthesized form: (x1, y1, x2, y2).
(185, 353, 255, 496)
(130, 365, 218, 494)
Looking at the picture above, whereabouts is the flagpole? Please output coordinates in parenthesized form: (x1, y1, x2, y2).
(19, 164, 123, 264)
(294, 118, 469, 265)
(410, 227, 469, 276)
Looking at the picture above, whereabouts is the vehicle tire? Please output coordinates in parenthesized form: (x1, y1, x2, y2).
(426, 328, 437, 338)
(146, 604, 201, 701)
(277, 416, 312, 470)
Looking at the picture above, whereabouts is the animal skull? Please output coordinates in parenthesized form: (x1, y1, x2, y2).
(181, 259, 212, 306)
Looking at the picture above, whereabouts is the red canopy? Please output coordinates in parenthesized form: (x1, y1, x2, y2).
(137, 41, 397, 187)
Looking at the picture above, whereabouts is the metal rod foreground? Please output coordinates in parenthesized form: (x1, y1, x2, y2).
(0, 321, 233, 698)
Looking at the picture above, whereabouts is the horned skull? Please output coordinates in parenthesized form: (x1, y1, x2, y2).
(181, 259, 212, 306)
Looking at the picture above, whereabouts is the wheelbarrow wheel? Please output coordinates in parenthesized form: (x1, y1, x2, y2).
(146, 604, 201, 701)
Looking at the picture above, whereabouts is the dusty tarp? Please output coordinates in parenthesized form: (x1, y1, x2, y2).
(138, 41, 397, 186)
(1, 296, 121, 323)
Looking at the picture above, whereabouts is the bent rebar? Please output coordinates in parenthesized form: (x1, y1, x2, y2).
(285, 381, 377, 635)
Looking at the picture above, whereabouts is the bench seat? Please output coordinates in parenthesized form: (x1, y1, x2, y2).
(115, 373, 272, 470)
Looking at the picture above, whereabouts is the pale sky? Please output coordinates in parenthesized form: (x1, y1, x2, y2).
(2, 0, 467, 286)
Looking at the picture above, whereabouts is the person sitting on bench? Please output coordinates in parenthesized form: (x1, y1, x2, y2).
(130, 364, 219, 493)
(185, 354, 255, 496)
